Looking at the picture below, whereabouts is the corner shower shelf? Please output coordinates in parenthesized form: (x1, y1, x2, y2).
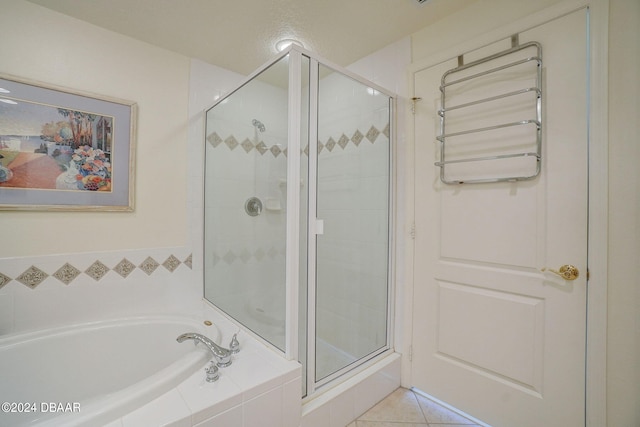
(435, 40, 543, 184)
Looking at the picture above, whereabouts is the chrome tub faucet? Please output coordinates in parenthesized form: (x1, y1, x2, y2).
(176, 332, 232, 367)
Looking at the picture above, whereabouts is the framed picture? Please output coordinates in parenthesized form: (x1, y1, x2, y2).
(0, 74, 136, 211)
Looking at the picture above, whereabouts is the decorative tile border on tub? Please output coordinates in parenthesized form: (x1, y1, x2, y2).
(0, 252, 193, 290)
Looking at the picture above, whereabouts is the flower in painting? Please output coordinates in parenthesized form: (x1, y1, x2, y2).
(71, 145, 112, 191)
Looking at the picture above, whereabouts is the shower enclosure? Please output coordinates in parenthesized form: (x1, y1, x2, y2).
(204, 46, 393, 397)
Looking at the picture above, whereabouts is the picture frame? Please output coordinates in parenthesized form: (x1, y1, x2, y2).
(0, 74, 136, 211)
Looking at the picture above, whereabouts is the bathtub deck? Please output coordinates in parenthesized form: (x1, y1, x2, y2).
(100, 307, 301, 427)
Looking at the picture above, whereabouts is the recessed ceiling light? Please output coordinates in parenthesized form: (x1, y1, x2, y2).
(0, 98, 17, 105)
(276, 38, 303, 52)
(0, 88, 10, 94)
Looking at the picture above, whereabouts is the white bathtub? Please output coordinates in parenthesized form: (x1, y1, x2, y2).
(0, 316, 213, 427)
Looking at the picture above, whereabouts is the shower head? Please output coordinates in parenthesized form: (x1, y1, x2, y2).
(252, 119, 266, 133)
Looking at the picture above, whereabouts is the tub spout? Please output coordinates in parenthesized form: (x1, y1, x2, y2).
(177, 333, 232, 367)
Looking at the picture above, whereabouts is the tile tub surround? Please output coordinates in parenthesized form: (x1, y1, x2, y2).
(84, 303, 301, 427)
(0, 247, 200, 336)
(0, 252, 192, 289)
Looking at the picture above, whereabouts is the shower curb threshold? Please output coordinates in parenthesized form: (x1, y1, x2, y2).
(301, 352, 401, 426)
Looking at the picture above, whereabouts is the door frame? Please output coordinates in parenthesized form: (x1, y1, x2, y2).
(403, 0, 609, 425)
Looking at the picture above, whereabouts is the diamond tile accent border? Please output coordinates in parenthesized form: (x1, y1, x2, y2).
(239, 249, 252, 263)
(326, 137, 336, 151)
(209, 247, 288, 268)
(86, 260, 110, 281)
(241, 138, 254, 153)
(270, 145, 282, 157)
(16, 266, 49, 289)
(208, 122, 390, 158)
(206, 132, 223, 147)
(114, 258, 137, 278)
(366, 125, 380, 143)
(352, 129, 365, 146)
(139, 257, 160, 276)
(338, 134, 350, 149)
(222, 251, 237, 264)
(53, 263, 81, 285)
(183, 254, 193, 269)
(0, 252, 193, 290)
(382, 123, 390, 139)
(224, 135, 239, 150)
(211, 253, 221, 267)
(255, 141, 268, 155)
(163, 255, 181, 272)
(0, 272, 11, 289)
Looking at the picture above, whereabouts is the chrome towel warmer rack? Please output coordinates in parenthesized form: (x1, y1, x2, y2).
(435, 39, 542, 184)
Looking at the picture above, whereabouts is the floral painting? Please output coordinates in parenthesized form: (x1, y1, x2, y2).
(0, 75, 135, 211)
(0, 100, 114, 191)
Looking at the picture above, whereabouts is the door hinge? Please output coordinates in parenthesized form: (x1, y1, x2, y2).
(410, 222, 416, 240)
(408, 345, 413, 361)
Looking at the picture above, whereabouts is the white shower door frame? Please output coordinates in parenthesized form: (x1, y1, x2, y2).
(298, 49, 398, 397)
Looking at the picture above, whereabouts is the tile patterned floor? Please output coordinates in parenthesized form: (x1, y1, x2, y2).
(348, 387, 483, 427)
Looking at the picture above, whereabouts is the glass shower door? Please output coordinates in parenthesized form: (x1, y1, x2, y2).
(203, 47, 392, 397)
(204, 55, 291, 351)
(314, 64, 391, 382)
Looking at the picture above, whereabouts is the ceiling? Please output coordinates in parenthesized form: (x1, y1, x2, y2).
(25, 0, 475, 76)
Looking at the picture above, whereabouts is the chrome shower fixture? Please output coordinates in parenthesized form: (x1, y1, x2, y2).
(252, 119, 266, 132)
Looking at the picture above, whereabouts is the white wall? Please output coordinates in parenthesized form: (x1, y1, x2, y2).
(607, 0, 640, 425)
(0, 0, 198, 335)
(0, 0, 190, 257)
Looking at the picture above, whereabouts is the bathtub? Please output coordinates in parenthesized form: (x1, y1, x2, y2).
(0, 316, 213, 427)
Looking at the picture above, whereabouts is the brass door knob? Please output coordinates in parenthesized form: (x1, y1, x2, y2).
(541, 265, 579, 280)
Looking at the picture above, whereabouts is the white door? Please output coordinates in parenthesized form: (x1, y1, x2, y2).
(411, 9, 588, 427)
